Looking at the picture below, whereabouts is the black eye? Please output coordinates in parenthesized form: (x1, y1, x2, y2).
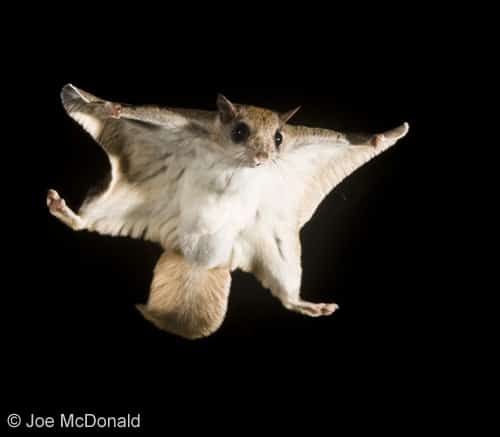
(275, 131, 283, 149)
(231, 122, 250, 143)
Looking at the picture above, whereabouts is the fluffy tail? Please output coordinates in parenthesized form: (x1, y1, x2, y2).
(137, 252, 231, 340)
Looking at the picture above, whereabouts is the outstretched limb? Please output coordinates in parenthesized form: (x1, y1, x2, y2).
(46, 189, 86, 231)
(283, 297, 339, 317)
(53, 84, 193, 242)
(280, 122, 409, 228)
(251, 231, 338, 317)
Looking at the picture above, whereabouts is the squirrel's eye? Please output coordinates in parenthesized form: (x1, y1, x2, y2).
(275, 131, 283, 149)
(231, 122, 250, 143)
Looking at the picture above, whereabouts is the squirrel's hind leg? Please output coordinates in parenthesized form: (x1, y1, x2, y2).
(251, 232, 339, 317)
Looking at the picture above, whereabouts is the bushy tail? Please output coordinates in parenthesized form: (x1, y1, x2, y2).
(137, 252, 231, 340)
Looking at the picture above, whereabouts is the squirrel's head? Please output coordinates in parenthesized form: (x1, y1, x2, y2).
(214, 94, 300, 167)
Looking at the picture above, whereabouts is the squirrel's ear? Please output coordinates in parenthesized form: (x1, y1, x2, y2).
(279, 106, 301, 126)
(216, 94, 237, 123)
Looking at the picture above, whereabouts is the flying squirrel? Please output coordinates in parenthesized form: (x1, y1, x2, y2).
(48, 84, 409, 339)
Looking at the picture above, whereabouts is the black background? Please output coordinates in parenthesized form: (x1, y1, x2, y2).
(3, 13, 444, 433)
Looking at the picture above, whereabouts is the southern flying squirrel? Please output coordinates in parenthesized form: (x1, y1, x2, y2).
(48, 85, 409, 339)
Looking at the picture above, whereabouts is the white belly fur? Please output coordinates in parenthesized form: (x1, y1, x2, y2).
(178, 158, 261, 268)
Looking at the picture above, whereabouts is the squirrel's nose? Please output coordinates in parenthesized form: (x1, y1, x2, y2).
(253, 151, 269, 166)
